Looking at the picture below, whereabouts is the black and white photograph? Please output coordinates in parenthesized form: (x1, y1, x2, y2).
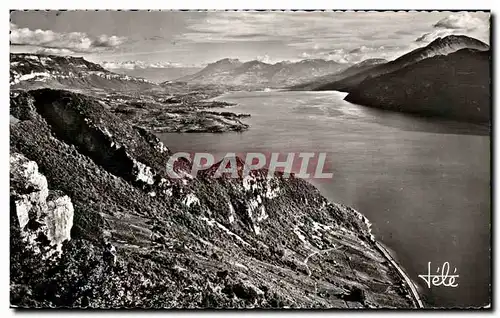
(9, 8, 491, 309)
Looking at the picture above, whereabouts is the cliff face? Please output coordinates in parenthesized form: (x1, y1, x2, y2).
(10, 89, 416, 308)
(344, 49, 491, 123)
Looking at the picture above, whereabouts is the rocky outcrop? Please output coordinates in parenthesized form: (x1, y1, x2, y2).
(10, 152, 74, 257)
(344, 48, 491, 123)
(10, 88, 417, 308)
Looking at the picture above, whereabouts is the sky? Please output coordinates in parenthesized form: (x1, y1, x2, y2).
(10, 10, 490, 69)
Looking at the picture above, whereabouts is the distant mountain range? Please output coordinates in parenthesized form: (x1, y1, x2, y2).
(177, 58, 348, 88)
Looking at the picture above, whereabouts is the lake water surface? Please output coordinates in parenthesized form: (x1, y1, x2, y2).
(158, 90, 490, 307)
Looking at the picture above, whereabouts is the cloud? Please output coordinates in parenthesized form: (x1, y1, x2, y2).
(100, 60, 196, 70)
(415, 30, 460, 42)
(434, 12, 488, 30)
(10, 23, 126, 53)
(415, 29, 489, 45)
(177, 11, 426, 46)
(35, 47, 74, 55)
(297, 44, 410, 65)
(415, 12, 490, 44)
(93, 35, 126, 47)
(255, 54, 282, 64)
(322, 49, 350, 64)
(349, 45, 377, 54)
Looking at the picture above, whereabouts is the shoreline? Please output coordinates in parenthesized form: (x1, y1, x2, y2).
(353, 210, 424, 308)
(374, 241, 425, 308)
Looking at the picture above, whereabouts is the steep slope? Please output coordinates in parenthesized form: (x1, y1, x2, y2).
(10, 53, 157, 91)
(290, 58, 387, 91)
(344, 49, 491, 123)
(314, 35, 489, 92)
(177, 58, 347, 88)
(10, 89, 417, 308)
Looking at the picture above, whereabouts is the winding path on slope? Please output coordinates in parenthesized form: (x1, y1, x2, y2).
(302, 246, 341, 277)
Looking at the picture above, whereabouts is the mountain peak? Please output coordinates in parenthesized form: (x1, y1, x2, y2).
(243, 60, 270, 66)
(427, 35, 489, 50)
(393, 35, 489, 68)
(213, 58, 242, 65)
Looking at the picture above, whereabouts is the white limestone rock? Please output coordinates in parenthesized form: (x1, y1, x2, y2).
(10, 153, 74, 257)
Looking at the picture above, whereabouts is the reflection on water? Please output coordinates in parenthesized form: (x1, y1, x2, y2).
(158, 91, 490, 307)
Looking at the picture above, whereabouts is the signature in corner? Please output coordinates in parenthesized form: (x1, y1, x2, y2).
(418, 262, 459, 288)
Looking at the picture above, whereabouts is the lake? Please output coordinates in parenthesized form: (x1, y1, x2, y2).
(158, 90, 491, 308)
